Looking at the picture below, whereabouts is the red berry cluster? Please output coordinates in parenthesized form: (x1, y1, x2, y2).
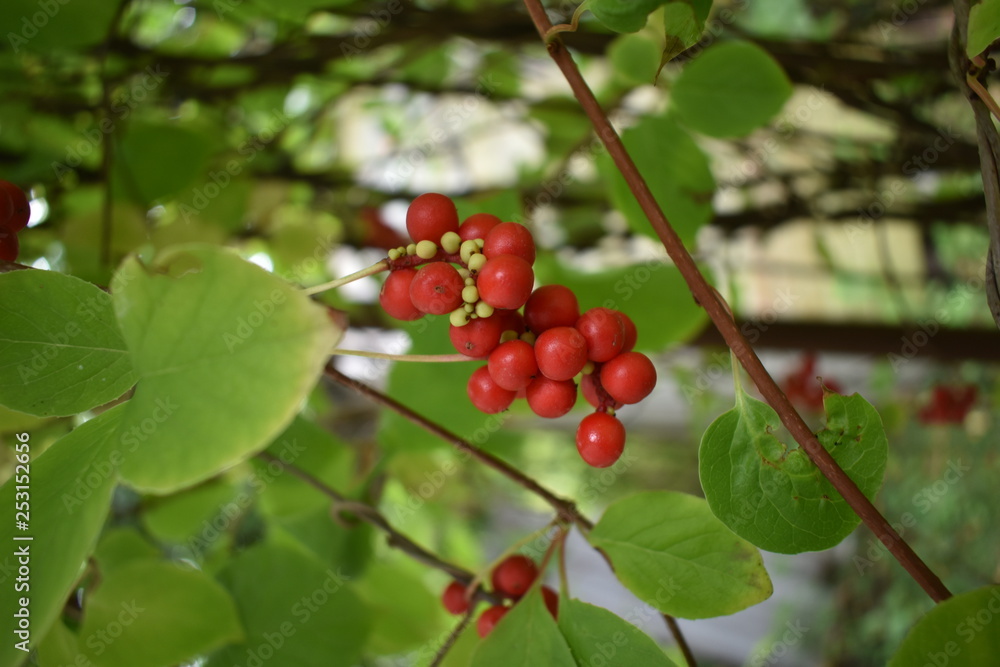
(440, 554, 557, 638)
(918, 384, 977, 424)
(0, 181, 29, 262)
(378, 193, 657, 468)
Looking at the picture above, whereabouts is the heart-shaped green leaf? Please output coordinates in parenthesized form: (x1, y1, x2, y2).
(111, 244, 341, 493)
(588, 491, 772, 619)
(0, 269, 135, 416)
(890, 586, 1000, 665)
(699, 391, 888, 553)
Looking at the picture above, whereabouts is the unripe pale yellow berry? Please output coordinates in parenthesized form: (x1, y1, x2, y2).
(475, 301, 494, 318)
(406, 243, 417, 256)
(467, 253, 487, 272)
(464, 303, 475, 313)
(415, 240, 437, 259)
(440, 231, 461, 254)
(460, 240, 479, 264)
(450, 309, 470, 327)
(457, 267, 471, 279)
(519, 331, 536, 345)
(499, 330, 519, 343)
(462, 285, 479, 303)
(388, 248, 401, 260)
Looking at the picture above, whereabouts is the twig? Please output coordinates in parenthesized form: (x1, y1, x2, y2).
(521, 0, 952, 604)
(324, 363, 592, 529)
(303, 259, 389, 295)
(330, 349, 473, 363)
(430, 612, 473, 667)
(255, 451, 497, 603)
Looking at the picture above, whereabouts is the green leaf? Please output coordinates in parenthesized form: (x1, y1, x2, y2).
(0, 0, 123, 52)
(671, 41, 793, 137)
(356, 562, 446, 655)
(587, 491, 772, 619)
(699, 391, 888, 554)
(209, 539, 372, 667)
(111, 243, 341, 493)
(559, 598, 680, 666)
(115, 122, 213, 204)
(969, 0, 1000, 57)
(472, 588, 576, 667)
(656, 1, 713, 66)
(590, 0, 665, 33)
(142, 480, 238, 543)
(93, 528, 162, 574)
(609, 33, 662, 86)
(36, 620, 82, 667)
(0, 269, 136, 417)
(889, 586, 1000, 665)
(79, 559, 243, 667)
(0, 407, 124, 667)
(598, 113, 714, 247)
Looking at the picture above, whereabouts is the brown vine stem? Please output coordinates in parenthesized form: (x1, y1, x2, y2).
(255, 451, 499, 606)
(324, 363, 591, 529)
(324, 363, 699, 663)
(522, 0, 952, 604)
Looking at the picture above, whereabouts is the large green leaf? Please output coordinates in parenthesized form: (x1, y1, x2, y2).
(471, 588, 576, 667)
(590, 0, 665, 32)
(0, 0, 122, 52)
(558, 598, 679, 666)
(699, 391, 888, 553)
(111, 244, 341, 493)
(356, 562, 446, 655)
(598, 113, 714, 247)
(0, 407, 123, 667)
(969, 0, 1000, 57)
(889, 586, 1000, 665)
(671, 41, 793, 137)
(209, 539, 371, 667)
(115, 123, 213, 204)
(0, 269, 136, 417)
(587, 491, 772, 619)
(656, 1, 713, 65)
(78, 559, 243, 667)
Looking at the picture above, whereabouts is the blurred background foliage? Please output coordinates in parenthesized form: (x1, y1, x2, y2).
(1, 0, 999, 665)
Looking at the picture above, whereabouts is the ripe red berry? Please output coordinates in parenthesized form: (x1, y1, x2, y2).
(0, 230, 19, 263)
(491, 555, 539, 599)
(406, 193, 459, 242)
(0, 181, 29, 233)
(541, 585, 559, 619)
(488, 340, 538, 391)
(618, 311, 638, 352)
(477, 255, 534, 310)
(379, 268, 424, 321)
(523, 285, 579, 334)
(580, 373, 623, 410)
(477, 605, 509, 638)
(442, 581, 471, 615)
(459, 212, 502, 242)
(482, 222, 536, 265)
(409, 262, 464, 315)
(534, 326, 588, 381)
(576, 412, 626, 468)
(467, 366, 516, 414)
(600, 352, 656, 405)
(525, 376, 577, 418)
(450, 314, 505, 358)
(575, 308, 625, 362)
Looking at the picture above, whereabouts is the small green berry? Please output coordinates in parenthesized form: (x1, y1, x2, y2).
(388, 248, 401, 261)
(476, 301, 494, 318)
(460, 240, 480, 264)
(450, 309, 470, 327)
(406, 243, 417, 256)
(467, 254, 487, 272)
(462, 285, 479, 303)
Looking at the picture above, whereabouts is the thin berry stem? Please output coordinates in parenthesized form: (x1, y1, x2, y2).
(429, 611, 474, 667)
(521, 0, 951, 604)
(330, 349, 473, 363)
(302, 259, 389, 295)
